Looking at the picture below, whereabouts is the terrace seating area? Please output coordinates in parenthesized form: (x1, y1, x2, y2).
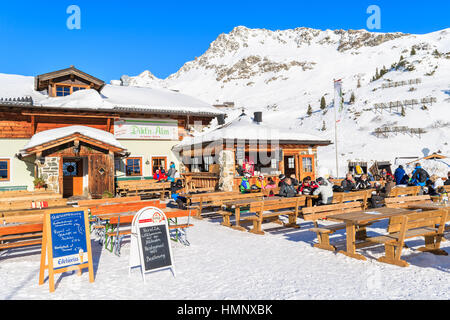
(1, 174, 448, 268)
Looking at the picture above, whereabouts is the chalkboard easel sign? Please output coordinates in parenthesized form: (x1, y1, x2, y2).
(39, 208, 94, 292)
(129, 207, 175, 282)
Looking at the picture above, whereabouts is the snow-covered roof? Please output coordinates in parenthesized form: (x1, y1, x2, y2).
(20, 125, 125, 154)
(0, 73, 223, 117)
(174, 113, 331, 150)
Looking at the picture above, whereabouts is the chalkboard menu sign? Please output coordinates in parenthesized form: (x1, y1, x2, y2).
(139, 225, 172, 272)
(50, 210, 88, 269)
(129, 207, 175, 282)
(39, 208, 94, 292)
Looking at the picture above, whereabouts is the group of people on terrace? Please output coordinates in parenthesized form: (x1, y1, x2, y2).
(238, 162, 450, 207)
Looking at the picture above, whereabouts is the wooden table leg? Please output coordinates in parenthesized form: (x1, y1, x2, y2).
(338, 222, 366, 261)
(231, 206, 246, 232)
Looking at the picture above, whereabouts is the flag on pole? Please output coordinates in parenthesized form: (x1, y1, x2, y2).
(334, 79, 343, 112)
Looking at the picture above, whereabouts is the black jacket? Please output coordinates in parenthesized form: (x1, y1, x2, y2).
(355, 178, 371, 190)
(280, 184, 297, 197)
(341, 179, 356, 192)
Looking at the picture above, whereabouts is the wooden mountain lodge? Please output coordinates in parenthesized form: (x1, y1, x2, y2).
(0, 66, 223, 198)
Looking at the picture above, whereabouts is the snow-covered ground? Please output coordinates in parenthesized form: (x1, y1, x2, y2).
(1, 212, 449, 300)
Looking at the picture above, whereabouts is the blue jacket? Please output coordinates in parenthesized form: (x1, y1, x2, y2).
(240, 178, 250, 193)
(410, 166, 429, 186)
(394, 167, 407, 185)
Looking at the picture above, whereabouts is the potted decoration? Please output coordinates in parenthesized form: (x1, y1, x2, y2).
(102, 190, 114, 199)
(33, 177, 47, 190)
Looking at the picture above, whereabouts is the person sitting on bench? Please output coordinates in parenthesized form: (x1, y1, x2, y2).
(313, 177, 334, 205)
(280, 178, 297, 198)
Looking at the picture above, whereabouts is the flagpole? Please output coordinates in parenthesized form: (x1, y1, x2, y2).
(333, 79, 339, 178)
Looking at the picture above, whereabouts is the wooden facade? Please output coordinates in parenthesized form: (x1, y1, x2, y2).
(178, 140, 326, 191)
(0, 67, 220, 198)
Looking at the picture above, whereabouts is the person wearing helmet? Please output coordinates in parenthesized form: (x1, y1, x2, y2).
(240, 172, 251, 193)
(313, 177, 334, 205)
(278, 174, 287, 187)
(299, 176, 318, 195)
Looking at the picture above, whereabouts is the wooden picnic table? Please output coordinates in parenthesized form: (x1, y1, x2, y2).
(221, 196, 283, 231)
(326, 207, 418, 261)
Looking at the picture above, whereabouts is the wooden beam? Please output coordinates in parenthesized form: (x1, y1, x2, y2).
(21, 112, 120, 119)
(30, 115, 36, 135)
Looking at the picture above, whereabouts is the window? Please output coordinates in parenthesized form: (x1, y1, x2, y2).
(302, 157, 313, 173)
(54, 84, 89, 97)
(203, 156, 213, 172)
(0, 159, 10, 181)
(56, 85, 71, 97)
(152, 157, 167, 175)
(288, 157, 295, 169)
(126, 157, 142, 176)
(63, 162, 78, 177)
(72, 86, 86, 92)
(114, 158, 123, 173)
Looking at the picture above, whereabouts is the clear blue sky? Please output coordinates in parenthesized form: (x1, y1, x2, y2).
(0, 1, 448, 82)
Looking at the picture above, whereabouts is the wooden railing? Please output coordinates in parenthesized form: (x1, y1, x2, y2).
(182, 173, 219, 193)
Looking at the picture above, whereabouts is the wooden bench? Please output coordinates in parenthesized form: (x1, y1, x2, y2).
(77, 196, 141, 207)
(240, 197, 305, 235)
(262, 187, 280, 197)
(187, 191, 264, 219)
(0, 198, 68, 212)
(388, 186, 421, 197)
(384, 195, 432, 208)
(332, 190, 373, 209)
(0, 223, 43, 251)
(117, 180, 172, 199)
(366, 209, 448, 267)
(303, 202, 366, 251)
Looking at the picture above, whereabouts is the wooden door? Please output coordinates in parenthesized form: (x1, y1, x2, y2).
(299, 155, 315, 181)
(63, 159, 83, 198)
(89, 154, 114, 199)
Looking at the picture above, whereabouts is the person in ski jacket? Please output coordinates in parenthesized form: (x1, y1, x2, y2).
(280, 178, 298, 197)
(355, 174, 372, 190)
(380, 169, 394, 182)
(313, 177, 334, 205)
(370, 175, 395, 207)
(409, 163, 430, 187)
(255, 175, 266, 190)
(394, 165, 408, 185)
(299, 176, 318, 195)
(153, 169, 161, 181)
(278, 174, 287, 188)
(289, 174, 299, 187)
(341, 173, 357, 192)
(167, 162, 177, 182)
(239, 172, 251, 193)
